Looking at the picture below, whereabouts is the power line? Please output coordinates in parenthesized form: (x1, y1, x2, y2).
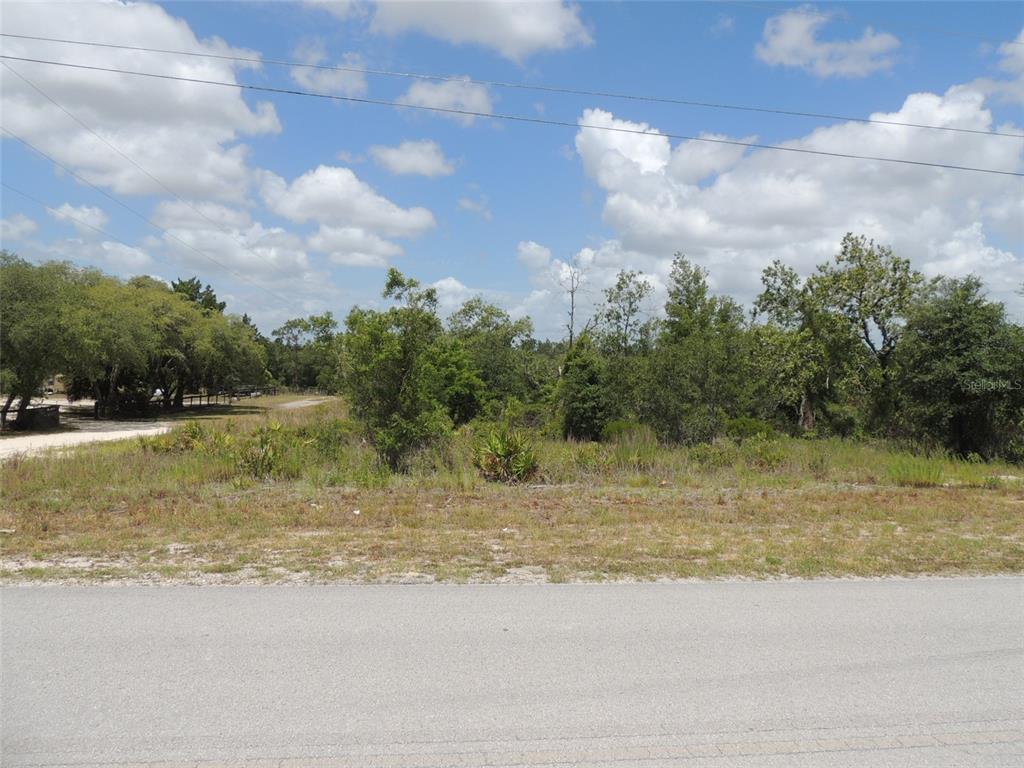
(0, 125, 305, 310)
(1, 31, 1019, 139)
(2, 60, 311, 313)
(2, 179, 147, 248)
(2, 54, 1021, 178)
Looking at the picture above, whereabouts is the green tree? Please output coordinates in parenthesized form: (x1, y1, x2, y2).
(271, 312, 339, 390)
(896, 276, 1024, 458)
(596, 270, 654, 356)
(0, 253, 84, 424)
(63, 276, 161, 414)
(754, 260, 862, 432)
(421, 336, 486, 426)
(340, 269, 451, 468)
(812, 233, 923, 425)
(172, 276, 226, 314)
(595, 269, 654, 421)
(558, 334, 613, 441)
(448, 297, 533, 402)
(641, 254, 753, 443)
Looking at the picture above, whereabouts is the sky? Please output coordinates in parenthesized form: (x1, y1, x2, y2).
(1, 0, 1021, 337)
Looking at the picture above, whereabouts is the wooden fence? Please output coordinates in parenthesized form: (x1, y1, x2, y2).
(145, 387, 278, 411)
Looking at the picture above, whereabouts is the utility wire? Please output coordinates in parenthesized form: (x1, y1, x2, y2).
(2, 60, 310, 313)
(3, 179, 151, 250)
(2, 54, 1021, 177)
(1, 32, 1020, 139)
(0, 125, 305, 310)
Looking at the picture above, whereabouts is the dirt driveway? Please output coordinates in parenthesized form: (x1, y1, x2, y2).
(0, 410, 171, 461)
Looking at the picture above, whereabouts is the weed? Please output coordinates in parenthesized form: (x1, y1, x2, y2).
(742, 434, 786, 471)
(887, 456, 945, 487)
(474, 429, 540, 483)
(608, 423, 659, 472)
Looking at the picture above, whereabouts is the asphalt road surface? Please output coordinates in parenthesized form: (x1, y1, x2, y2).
(2, 579, 1022, 767)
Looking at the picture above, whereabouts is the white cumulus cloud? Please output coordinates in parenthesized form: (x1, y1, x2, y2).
(47, 203, 110, 234)
(0, 213, 38, 242)
(0, 2, 280, 201)
(261, 165, 436, 238)
(568, 87, 1023, 321)
(308, 225, 404, 267)
(290, 40, 367, 96)
(371, 0, 592, 61)
(517, 240, 552, 271)
(370, 140, 455, 177)
(755, 5, 900, 78)
(398, 78, 493, 125)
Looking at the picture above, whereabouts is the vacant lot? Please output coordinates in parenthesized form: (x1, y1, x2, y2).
(2, 399, 1021, 583)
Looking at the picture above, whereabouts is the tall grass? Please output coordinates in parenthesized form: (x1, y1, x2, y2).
(2, 398, 1019, 520)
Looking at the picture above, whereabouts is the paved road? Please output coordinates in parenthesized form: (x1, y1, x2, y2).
(2, 579, 1022, 767)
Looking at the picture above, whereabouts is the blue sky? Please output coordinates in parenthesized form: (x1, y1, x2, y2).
(1, 1, 1022, 336)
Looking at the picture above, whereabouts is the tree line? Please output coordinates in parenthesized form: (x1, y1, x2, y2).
(3, 235, 1022, 465)
(0, 253, 266, 423)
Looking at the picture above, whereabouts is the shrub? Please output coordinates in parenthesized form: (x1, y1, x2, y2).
(725, 416, 774, 443)
(741, 433, 786, 471)
(296, 418, 361, 458)
(236, 422, 284, 479)
(473, 429, 539, 483)
(559, 336, 613, 441)
(141, 420, 209, 453)
(688, 441, 738, 470)
(822, 403, 860, 438)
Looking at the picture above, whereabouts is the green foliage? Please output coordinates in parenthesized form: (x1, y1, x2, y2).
(687, 441, 739, 470)
(7, 230, 1022, 473)
(641, 254, 754, 444)
(725, 416, 775, 442)
(171, 276, 226, 314)
(421, 336, 486, 425)
(558, 335, 613, 441)
(895, 277, 1024, 460)
(448, 297, 534, 402)
(596, 270, 654, 356)
(740, 433, 786, 470)
(0, 253, 89, 420)
(604, 422, 659, 471)
(341, 270, 460, 469)
(473, 428, 540, 483)
(270, 313, 339, 390)
(812, 233, 924, 425)
(887, 456, 945, 488)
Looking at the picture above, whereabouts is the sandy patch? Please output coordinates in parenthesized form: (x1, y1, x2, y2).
(0, 422, 170, 461)
(276, 398, 329, 410)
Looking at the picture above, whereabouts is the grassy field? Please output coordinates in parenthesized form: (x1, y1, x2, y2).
(2, 397, 1022, 583)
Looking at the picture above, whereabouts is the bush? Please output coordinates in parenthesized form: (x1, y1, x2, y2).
(236, 422, 286, 479)
(688, 441, 738, 470)
(473, 429, 540, 483)
(822, 403, 860, 438)
(725, 416, 774, 443)
(296, 418, 361, 459)
(140, 421, 203, 453)
(559, 336, 613, 441)
(741, 433, 786, 471)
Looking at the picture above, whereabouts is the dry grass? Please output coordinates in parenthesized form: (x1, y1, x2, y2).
(2, 398, 1021, 583)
